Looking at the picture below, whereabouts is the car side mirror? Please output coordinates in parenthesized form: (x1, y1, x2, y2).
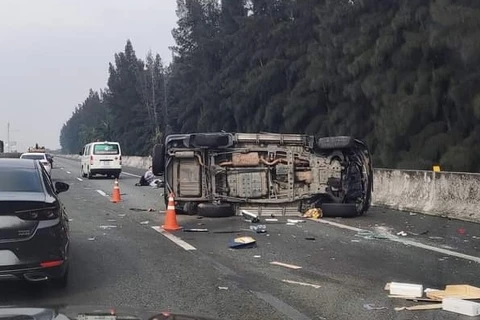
(78, 151, 83, 155)
(55, 182, 70, 194)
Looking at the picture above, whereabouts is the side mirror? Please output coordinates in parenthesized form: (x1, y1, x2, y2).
(78, 151, 83, 155)
(55, 181, 70, 194)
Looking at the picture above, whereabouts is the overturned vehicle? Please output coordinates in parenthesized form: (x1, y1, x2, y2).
(152, 133, 373, 218)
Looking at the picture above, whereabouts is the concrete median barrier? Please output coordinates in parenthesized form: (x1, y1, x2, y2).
(372, 169, 480, 223)
(60, 155, 480, 223)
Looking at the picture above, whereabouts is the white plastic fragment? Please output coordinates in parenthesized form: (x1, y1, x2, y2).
(389, 282, 423, 298)
(442, 298, 480, 316)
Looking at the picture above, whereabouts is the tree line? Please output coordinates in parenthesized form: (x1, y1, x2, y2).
(60, 0, 480, 172)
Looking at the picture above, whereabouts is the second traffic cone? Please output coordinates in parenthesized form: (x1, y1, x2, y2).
(162, 193, 182, 231)
(111, 179, 122, 203)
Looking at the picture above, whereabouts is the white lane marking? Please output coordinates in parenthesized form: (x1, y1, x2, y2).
(66, 171, 71, 174)
(270, 261, 302, 269)
(122, 172, 141, 178)
(282, 279, 321, 289)
(152, 226, 196, 251)
(76, 177, 83, 182)
(309, 219, 480, 264)
(96, 190, 107, 197)
(308, 218, 363, 232)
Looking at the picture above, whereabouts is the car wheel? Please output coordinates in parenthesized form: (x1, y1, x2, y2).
(320, 203, 360, 218)
(152, 144, 165, 176)
(87, 171, 93, 179)
(113, 173, 120, 179)
(197, 203, 235, 218)
(183, 202, 198, 215)
(316, 136, 354, 150)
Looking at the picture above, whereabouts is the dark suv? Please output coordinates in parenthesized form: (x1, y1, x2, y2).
(0, 159, 70, 287)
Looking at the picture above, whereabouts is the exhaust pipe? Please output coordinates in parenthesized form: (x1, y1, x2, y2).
(24, 273, 49, 282)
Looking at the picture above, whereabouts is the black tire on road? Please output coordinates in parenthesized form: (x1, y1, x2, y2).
(197, 203, 235, 218)
(316, 136, 354, 150)
(152, 144, 165, 176)
(321, 203, 360, 218)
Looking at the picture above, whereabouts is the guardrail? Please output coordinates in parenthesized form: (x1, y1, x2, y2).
(59, 155, 480, 223)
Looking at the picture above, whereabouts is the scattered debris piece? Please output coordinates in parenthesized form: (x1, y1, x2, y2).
(88, 237, 96, 241)
(396, 231, 407, 237)
(68, 218, 73, 222)
(148, 208, 155, 212)
(197, 216, 203, 219)
(197, 223, 205, 226)
(241, 210, 260, 223)
(406, 230, 429, 236)
(183, 228, 208, 232)
(457, 227, 466, 235)
(286, 222, 296, 226)
(388, 295, 439, 302)
(442, 297, 480, 316)
(351, 239, 360, 243)
(98, 225, 117, 230)
(305, 237, 316, 241)
(250, 225, 267, 233)
(265, 218, 278, 222)
(303, 208, 322, 219)
(355, 230, 389, 240)
(428, 236, 444, 240)
(270, 261, 302, 269)
(409, 212, 417, 216)
(282, 279, 320, 289)
(254, 255, 261, 258)
(218, 286, 229, 290)
(140, 221, 150, 225)
(363, 303, 387, 310)
(287, 219, 305, 224)
(107, 219, 117, 222)
(129, 208, 148, 212)
(229, 236, 257, 249)
(395, 304, 442, 311)
(426, 285, 480, 300)
(118, 214, 126, 217)
(386, 282, 423, 298)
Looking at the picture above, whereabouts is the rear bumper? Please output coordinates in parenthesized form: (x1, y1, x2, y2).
(90, 168, 121, 175)
(0, 262, 68, 282)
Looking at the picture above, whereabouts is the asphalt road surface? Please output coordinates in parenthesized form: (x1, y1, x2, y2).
(1, 157, 479, 320)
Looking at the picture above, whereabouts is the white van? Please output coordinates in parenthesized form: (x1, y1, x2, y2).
(80, 141, 122, 179)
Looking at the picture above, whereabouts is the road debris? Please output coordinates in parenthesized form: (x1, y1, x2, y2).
(218, 286, 229, 290)
(270, 261, 302, 269)
(457, 227, 466, 235)
(303, 208, 322, 219)
(229, 236, 257, 249)
(428, 236, 443, 240)
(183, 228, 208, 232)
(265, 218, 278, 222)
(107, 219, 117, 222)
(88, 237, 96, 241)
(140, 221, 150, 225)
(409, 212, 417, 216)
(148, 208, 155, 212)
(426, 285, 480, 300)
(443, 297, 480, 316)
(386, 282, 423, 297)
(98, 225, 117, 230)
(250, 225, 267, 233)
(282, 279, 321, 289)
(396, 231, 407, 237)
(287, 219, 305, 224)
(254, 255, 261, 258)
(305, 237, 316, 241)
(241, 210, 260, 223)
(363, 303, 386, 310)
(118, 214, 126, 218)
(68, 218, 73, 222)
(355, 230, 389, 240)
(351, 239, 360, 243)
(129, 208, 148, 212)
(395, 304, 442, 311)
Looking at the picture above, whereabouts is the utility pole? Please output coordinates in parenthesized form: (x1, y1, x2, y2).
(7, 122, 10, 153)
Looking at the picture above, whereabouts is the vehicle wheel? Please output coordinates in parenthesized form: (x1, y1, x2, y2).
(183, 202, 198, 215)
(51, 268, 69, 289)
(197, 203, 235, 218)
(316, 136, 354, 150)
(113, 173, 120, 179)
(321, 203, 360, 218)
(189, 133, 232, 148)
(152, 144, 165, 176)
(87, 171, 93, 179)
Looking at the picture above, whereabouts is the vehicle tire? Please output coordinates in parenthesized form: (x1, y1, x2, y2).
(321, 203, 360, 218)
(183, 202, 198, 215)
(87, 170, 93, 179)
(113, 173, 120, 179)
(197, 203, 235, 218)
(316, 136, 354, 150)
(189, 133, 232, 148)
(152, 144, 165, 176)
(51, 268, 69, 289)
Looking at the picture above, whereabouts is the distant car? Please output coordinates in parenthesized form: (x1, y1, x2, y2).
(20, 152, 52, 176)
(0, 159, 70, 287)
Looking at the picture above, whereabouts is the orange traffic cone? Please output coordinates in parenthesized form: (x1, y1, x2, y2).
(111, 179, 122, 203)
(162, 193, 182, 231)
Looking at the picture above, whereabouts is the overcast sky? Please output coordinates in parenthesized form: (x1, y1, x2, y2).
(0, 0, 178, 151)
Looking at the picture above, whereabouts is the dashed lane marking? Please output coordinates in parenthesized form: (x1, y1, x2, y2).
(96, 190, 107, 197)
(151, 226, 196, 251)
(122, 172, 141, 178)
(309, 218, 480, 264)
(76, 177, 83, 182)
(66, 171, 71, 174)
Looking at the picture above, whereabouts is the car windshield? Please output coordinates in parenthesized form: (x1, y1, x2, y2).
(93, 144, 119, 155)
(0, 168, 42, 192)
(21, 154, 45, 160)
